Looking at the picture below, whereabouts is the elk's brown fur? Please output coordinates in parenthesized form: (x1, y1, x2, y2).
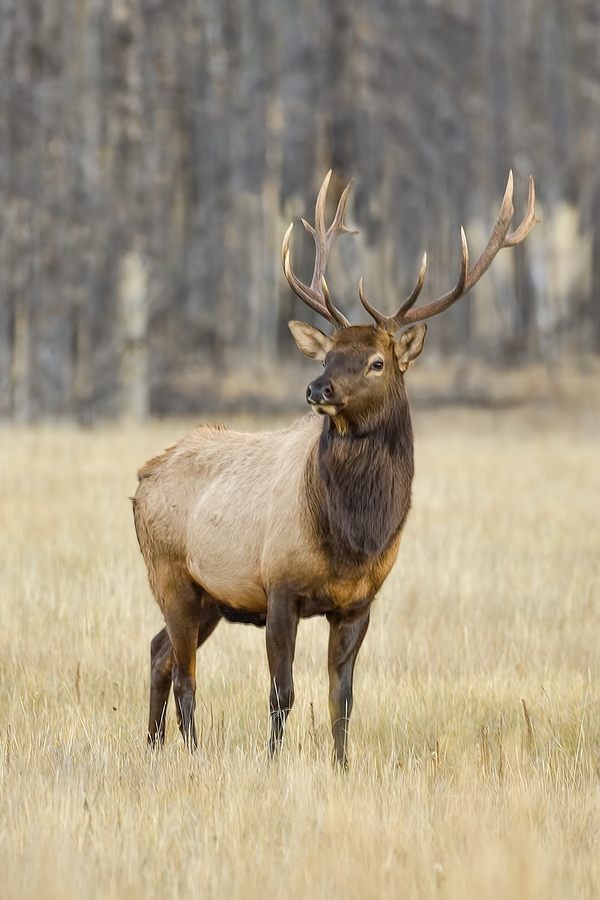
(134, 170, 537, 765)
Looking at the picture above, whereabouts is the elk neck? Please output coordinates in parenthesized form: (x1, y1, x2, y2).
(306, 378, 414, 569)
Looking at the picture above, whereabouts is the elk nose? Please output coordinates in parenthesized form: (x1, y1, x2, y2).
(306, 379, 334, 405)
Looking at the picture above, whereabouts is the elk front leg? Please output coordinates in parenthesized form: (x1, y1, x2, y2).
(266, 589, 299, 756)
(327, 607, 370, 768)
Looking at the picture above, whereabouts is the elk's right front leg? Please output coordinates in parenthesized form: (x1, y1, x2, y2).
(266, 589, 299, 756)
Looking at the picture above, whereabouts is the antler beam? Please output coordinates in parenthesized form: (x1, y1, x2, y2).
(360, 171, 538, 332)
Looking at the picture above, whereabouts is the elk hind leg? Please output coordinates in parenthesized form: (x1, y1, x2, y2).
(152, 577, 221, 750)
(148, 627, 174, 747)
(148, 600, 221, 747)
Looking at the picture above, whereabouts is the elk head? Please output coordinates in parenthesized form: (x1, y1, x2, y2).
(283, 170, 538, 426)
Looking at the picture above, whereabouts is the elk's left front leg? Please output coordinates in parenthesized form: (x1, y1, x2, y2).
(266, 588, 299, 756)
(327, 606, 371, 768)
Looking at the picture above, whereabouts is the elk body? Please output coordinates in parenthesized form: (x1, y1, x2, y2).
(134, 171, 537, 765)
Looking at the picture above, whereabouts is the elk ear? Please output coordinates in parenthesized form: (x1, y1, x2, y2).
(288, 321, 334, 361)
(394, 324, 427, 372)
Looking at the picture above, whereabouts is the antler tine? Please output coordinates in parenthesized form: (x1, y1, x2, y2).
(358, 278, 388, 330)
(327, 180, 359, 245)
(282, 170, 354, 329)
(359, 252, 428, 333)
(393, 251, 428, 324)
(504, 176, 539, 246)
(322, 277, 350, 329)
(308, 170, 332, 295)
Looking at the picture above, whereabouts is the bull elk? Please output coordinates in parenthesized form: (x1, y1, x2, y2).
(134, 170, 537, 766)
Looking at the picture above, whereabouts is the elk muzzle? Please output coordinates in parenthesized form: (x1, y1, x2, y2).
(306, 376, 340, 415)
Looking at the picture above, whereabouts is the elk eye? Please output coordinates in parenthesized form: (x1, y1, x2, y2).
(370, 359, 384, 371)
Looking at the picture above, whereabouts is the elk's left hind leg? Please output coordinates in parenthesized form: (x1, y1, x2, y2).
(327, 607, 370, 768)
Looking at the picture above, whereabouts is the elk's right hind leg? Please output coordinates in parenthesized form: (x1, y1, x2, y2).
(148, 594, 221, 749)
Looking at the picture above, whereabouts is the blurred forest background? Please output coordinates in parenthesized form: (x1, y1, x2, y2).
(1, 0, 599, 420)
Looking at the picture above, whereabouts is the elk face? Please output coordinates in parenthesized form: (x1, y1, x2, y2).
(289, 321, 427, 424)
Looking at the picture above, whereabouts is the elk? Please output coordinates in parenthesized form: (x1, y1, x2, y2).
(133, 170, 537, 766)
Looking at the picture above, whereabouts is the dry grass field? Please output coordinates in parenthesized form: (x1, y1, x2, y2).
(1, 399, 600, 899)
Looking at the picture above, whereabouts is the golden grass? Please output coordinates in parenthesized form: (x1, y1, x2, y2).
(1, 403, 600, 899)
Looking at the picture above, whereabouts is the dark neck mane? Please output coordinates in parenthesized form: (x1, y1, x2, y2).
(308, 381, 414, 569)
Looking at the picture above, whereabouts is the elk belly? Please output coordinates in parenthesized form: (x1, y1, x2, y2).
(186, 555, 268, 612)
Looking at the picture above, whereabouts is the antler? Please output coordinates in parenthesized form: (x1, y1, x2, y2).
(360, 171, 538, 332)
(282, 170, 357, 329)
